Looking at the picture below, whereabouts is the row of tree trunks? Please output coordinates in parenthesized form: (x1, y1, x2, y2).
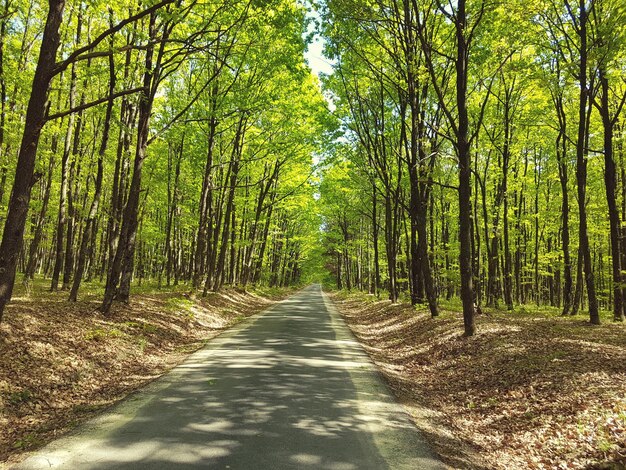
(100, 11, 163, 314)
(69, 50, 116, 301)
(0, 0, 310, 324)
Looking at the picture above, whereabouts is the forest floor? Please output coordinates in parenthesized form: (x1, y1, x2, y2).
(0, 279, 292, 467)
(329, 290, 626, 470)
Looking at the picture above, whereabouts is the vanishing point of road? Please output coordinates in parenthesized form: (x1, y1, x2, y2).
(15, 285, 444, 469)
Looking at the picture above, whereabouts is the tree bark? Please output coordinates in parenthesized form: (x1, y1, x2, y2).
(554, 88, 573, 316)
(213, 114, 245, 291)
(597, 69, 624, 321)
(573, 0, 599, 324)
(165, 138, 182, 286)
(51, 73, 77, 291)
(456, 0, 475, 335)
(193, 64, 219, 289)
(0, 0, 65, 320)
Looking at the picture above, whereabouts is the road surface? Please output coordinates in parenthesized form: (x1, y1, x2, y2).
(15, 285, 444, 469)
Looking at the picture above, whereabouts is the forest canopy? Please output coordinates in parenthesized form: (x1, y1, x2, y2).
(0, 0, 622, 338)
(0, 0, 335, 320)
(317, 0, 626, 334)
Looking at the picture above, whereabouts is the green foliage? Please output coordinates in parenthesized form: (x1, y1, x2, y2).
(315, 0, 626, 321)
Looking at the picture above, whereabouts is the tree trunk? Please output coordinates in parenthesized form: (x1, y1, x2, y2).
(554, 90, 573, 315)
(100, 12, 159, 314)
(213, 114, 245, 291)
(574, 0, 599, 324)
(51, 85, 76, 291)
(597, 69, 624, 321)
(384, 191, 398, 302)
(0, 0, 65, 321)
(372, 180, 380, 297)
(456, 0, 475, 336)
(24, 151, 56, 281)
(165, 138, 183, 286)
(193, 71, 218, 288)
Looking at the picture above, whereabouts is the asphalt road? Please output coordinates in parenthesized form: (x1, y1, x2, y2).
(15, 285, 444, 469)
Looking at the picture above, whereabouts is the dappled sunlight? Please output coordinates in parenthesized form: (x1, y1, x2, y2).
(14, 286, 442, 470)
(0, 285, 290, 463)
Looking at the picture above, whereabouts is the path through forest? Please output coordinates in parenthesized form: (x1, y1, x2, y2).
(14, 286, 443, 469)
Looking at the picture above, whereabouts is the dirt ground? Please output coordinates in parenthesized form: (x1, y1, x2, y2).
(330, 291, 626, 470)
(0, 281, 291, 466)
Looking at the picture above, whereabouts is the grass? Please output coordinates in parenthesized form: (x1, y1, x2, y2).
(164, 296, 195, 314)
(14, 277, 210, 302)
(7, 389, 32, 406)
(12, 434, 43, 450)
(84, 327, 124, 341)
(436, 296, 619, 324)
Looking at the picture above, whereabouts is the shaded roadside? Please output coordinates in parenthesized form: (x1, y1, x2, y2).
(329, 290, 626, 469)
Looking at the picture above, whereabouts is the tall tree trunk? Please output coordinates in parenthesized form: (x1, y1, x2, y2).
(406, 68, 437, 312)
(572, 245, 584, 315)
(51, 74, 77, 291)
(372, 180, 380, 297)
(24, 152, 56, 281)
(456, 0, 475, 335)
(0, 0, 65, 320)
(597, 69, 624, 321)
(63, 88, 87, 289)
(574, 0, 599, 324)
(193, 69, 219, 289)
(165, 138, 182, 287)
(384, 190, 398, 302)
(105, 38, 136, 277)
(241, 160, 279, 286)
(487, 79, 514, 310)
(213, 115, 245, 291)
(554, 90, 573, 316)
(415, 91, 438, 315)
(251, 187, 276, 285)
(0, 0, 8, 207)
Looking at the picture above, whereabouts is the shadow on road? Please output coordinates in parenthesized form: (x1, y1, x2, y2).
(16, 286, 442, 470)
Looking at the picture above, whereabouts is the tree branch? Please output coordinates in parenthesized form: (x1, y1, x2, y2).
(51, 0, 177, 78)
(45, 86, 145, 121)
